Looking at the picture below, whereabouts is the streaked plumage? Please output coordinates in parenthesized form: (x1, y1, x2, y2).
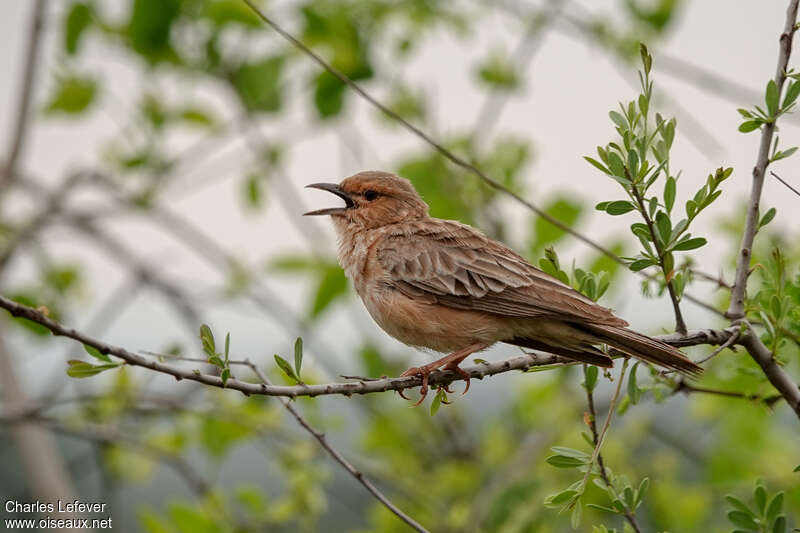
(305, 171, 700, 400)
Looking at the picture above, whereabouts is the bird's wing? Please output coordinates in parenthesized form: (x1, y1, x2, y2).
(376, 220, 627, 327)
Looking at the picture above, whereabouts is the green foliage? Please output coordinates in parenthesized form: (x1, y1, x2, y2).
(477, 51, 519, 89)
(587, 45, 730, 303)
(529, 196, 583, 255)
(232, 56, 286, 112)
(270, 256, 349, 319)
(200, 324, 231, 386)
(725, 481, 786, 533)
(66, 359, 121, 378)
(45, 74, 97, 115)
(64, 2, 93, 54)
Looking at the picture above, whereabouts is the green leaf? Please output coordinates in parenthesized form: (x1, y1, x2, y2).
(233, 56, 286, 112)
(766, 80, 779, 116)
(314, 71, 346, 118)
(477, 53, 519, 89)
(772, 146, 798, 161)
(177, 107, 215, 127)
(128, 0, 180, 61)
(224, 332, 230, 362)
(45, 75, 97, 115)
(794, 464, 800, 472)
(782, 80, 800, 108)
(430, 389, 442, 416)
(766, 492, 784, 523)
(83, 344, 111, 363)
(629, 258, 655, 271)
(627, 362, 641, 404)
(310, 267, 348, 318)
(294, 337, 303, 378)
(583, 365, 599, 393)
(672, 237, 707, 251)
(570, 501, 582, 529)
(550, 446, 590, 459)
(274, 354, 300, 383)
(64, 3, 92, 55)
(544, 489, 578, 507)
(609, 110, 627, 129)
(725, 494, 753, 515)
(220, 368, 230, 387)
(754, 484, 767, 513)
(663, 176, 676, 213)
(66, 360, 121, 378)
(604, 201, 637, 215)
(243, 174, 263, 209)
(727, 510, 759, 530)
(200, 324, 216, 358)
(584, 156, 610, 175)
(530, 197, 583, 254)
(773, 515, 786, 533)
(545, 454, 587, 468)
(204, 0, 262, 27)
(739, 120, 762, 133)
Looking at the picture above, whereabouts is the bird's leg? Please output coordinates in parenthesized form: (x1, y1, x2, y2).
(398, 342, 490, 404)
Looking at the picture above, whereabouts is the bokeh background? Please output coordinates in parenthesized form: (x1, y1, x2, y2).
(1, 1, 799, 531)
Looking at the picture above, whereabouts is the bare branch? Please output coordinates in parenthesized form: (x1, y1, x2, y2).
(770, 170, 800, 198)
(739, 333, 800, 417)
(584, 365, 642, 533)
(244, 361, 430, 533)
(728, 0, 800, 319)
(0, 0, 47, 192)
(0, 294, 738, 401)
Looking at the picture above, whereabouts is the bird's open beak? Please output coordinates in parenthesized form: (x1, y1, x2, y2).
(303, 183, 355, 216)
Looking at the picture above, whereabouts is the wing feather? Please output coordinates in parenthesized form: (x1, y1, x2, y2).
(378, 220, 627, 327)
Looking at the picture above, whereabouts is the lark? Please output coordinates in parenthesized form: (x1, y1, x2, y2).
(305, 171, 700, 403)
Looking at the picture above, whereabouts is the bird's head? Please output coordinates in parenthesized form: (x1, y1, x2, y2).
(304, 171, 429, 229)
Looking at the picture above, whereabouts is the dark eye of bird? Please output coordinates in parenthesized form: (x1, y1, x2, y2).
(364, 190, 378, 201)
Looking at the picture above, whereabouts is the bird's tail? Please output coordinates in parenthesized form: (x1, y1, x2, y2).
(583, 324, 702, 376)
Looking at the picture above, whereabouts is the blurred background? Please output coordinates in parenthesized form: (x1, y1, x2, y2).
(1, 0, 798, 531)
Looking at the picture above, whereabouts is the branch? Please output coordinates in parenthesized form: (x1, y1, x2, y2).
(584, 365, 642, 533)
(671, 380, 783, 407)
(243, 361, 430, 533)
(0, 294, 736, 400)
(728, 0, 799, 319)
(739, 333, 800, 417)
(629, 183, 687, 335)
(0, 0, 46, 192)
(770, 170, 800, 198)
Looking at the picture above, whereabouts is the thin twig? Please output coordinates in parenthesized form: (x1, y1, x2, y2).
(244, 361, 430, 533)
(584, 364, 642, 533)
(739, 333, 800, 417)
(578, 360, 629, 505)
(728, 0, 800, 319)
(0, 294, 733, 400)
(629, 184, 687, 334)
(671, 381, 783, 407)
(769, 170, 800, 198)
(694, 329, 739, 365)
(0, 0, 47, 192)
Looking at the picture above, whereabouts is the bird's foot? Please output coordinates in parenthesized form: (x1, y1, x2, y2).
(398, 365, 432, 406)
(444, 363, 471, 395)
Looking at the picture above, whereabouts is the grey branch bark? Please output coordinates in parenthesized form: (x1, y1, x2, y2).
(0, 294, 743, 401)
(0, 0, 46, 192)
(245, 362, 430, 533)
(728, 0, 799, 319)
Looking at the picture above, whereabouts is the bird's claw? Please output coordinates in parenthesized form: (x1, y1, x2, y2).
(445, 364, 472, 395)
(398, 366, 431, 406)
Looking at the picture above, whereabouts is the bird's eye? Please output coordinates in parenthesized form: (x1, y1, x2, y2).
(364, 190, 379, 201)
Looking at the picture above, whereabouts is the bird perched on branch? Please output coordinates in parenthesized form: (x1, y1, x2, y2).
(305, 171, 701, 404)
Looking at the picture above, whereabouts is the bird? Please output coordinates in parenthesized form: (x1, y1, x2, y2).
(304, 170, 701, 404)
